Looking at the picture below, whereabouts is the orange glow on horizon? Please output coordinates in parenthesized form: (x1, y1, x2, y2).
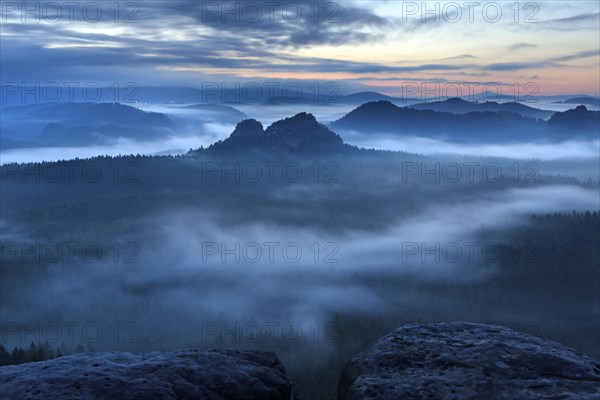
(158, 66, 600, 96)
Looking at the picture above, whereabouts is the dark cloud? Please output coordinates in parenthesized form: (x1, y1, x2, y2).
(147, 0, 389, 47)
(509, 43, 537, 51)
(0, 0, 394, 82)
(542, 12, 600, 31)
(485, 49, 598, 71)
(485, 61, 559, 72)
(549, 49, 598, 63)
(1, 1, 598, 87)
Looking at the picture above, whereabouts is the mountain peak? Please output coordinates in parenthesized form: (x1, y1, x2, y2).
(265, 113, 343, 153)
(295, 111, 317, 120)
(205, 113, 345, 154)
(230, 119, 264, 138)
(443, 97, 468, 103)
(357, 100, 399, 110)
(548, 104, 598, 133)
(277, 112, 318, 125)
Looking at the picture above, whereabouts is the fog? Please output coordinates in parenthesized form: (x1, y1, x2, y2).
(3, 101, 597, 168)
(0, 125, 234, 164)
(518, 101, 599, 112)
(1, 101, 599, 366)
(341, 131, 599, 159)
(0, 103, 349, 163)
(2, 184, 597, 349)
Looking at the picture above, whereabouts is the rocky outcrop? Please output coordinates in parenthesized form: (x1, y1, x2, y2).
(548, 105, 600, 134)
(206, 113, 346, 154)
(264, 112, 344, 153)
(0, 349, 298, 400)
(227, 119, 267, 147)
(338, 322, 600, 400)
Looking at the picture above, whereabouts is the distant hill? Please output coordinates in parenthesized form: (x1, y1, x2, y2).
(263, 96, 326, 106)
(206, 112, 347, 154)
(332, 101, 600, 140)
(341, 91, 407, 104)
(547, 105, 600, 134)
(132, 87, 412, 106)
(554, 97, 600, 108)
(330, 101, 545, 140)
(262, 91, 417, 106)
(0, 135, 38, 150)
(343, 91, 394, 102)
(33, 103, 172, 127)
(179, 103, 248, 123)
(1, 102, 172, 146)
(407, 97, 554, 119)
(2, 84, 596, 108)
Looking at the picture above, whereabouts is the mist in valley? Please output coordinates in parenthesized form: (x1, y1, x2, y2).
(1, 0, 600, 398)
(2, 167, 598, 368)
(2, 98, 599, 398)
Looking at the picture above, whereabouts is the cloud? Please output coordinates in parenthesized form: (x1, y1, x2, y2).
(542, 12, 600, 31)
(148, 0, 390, 48)
(0, 0, 391, 82)
(1, 1, 598, 89)
(549, 49, 599, 63)
(485, 61, 559, 72)
(484, 49, 598, 72)
(443, 54, 478, 60)
(509, 43, 537, 51)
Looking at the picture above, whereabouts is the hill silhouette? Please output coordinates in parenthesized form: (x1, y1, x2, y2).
(555, 97, 600, 108)
(206, 112, 347, 154)
(1, 102, 173, 146)
(330, 101, 545, 140)
(407, 97, 554, 119)
(179, 104, 248, 123)
(547, 105, 600, 134)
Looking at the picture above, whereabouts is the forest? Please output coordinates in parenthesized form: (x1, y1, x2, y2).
(1, 147, 598, 398)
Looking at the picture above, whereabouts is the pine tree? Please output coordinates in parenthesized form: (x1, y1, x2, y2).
(0, 344, 10, 366)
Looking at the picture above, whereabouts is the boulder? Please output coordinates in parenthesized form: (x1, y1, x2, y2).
(1, 348, 298, 400)
(338, 322, 600, 400)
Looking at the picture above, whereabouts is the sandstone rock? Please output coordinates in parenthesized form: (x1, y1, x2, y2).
(1, 348, 298, 400)
(338, 322, 600, 400)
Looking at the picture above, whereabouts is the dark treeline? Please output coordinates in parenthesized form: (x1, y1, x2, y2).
(0, 342, 94, 366)
(331, 101, 600, 141)
(1, 144, 598, 399)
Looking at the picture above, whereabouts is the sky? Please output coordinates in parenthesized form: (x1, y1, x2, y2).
(1, 0, 599, 96)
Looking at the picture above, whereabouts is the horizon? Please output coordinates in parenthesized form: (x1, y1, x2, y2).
(1, 1, 599, 98)
(1, 3, 600, 399)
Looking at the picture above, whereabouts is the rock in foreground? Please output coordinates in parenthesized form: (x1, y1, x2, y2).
(338, 322, 600, 400)
(1, 349, 298, 400)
